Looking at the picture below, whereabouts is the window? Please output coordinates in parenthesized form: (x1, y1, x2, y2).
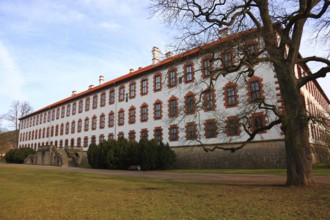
(223, 49, 234, 68)
(65, 122, 70, 135)
(119, 86, 125, 102)
(185, 122, 197, 140)
(71, 121, 76, 134)
(92, 95, 98, 109)
(169, 125, 179, 141)
(92, 115, 97, 130)
(203, 89, 216, 111)
(141, 129, 148, 140)
(185, 92, 195, 114)
(51, 126, 54, 137)
(84, 117, 89, 131)
(226, 116, 240, 136)
(46, 127, 49, 138)
(55, 125, 59, 136)
(141, 78, 148, 95)
(61, 106, 65, 118)
(108, 133, 114, 141)
(204, 119, 217, 138)
(59, 140, 63, 148)
(109, 89, 115, 104)
(72, 102, 77, 115)
(66, 104, 71, 117)
(167, 68, 177, 87)
(184, 62, 194, 83)
(118, 109, 125, 126)
(251, 113, 265, 133)
(99, 134, 105, 143)
(153, 100, 162, 120)
(78, 100, 83, 113)
(247, 76, 263, 102)
(154, 127, 163, 144)
(85, 97, 90, 111)
(100, 92, 106, 107)
(168, 96, 178, 117)
(52, 110, 55, 121)
(83, 136, 88, 148)
(129, 82, 136, 99)
(140, 103, 148, 122)
(227, 86, 236, 106)
(56, 108, 60, 119)
(153, 73, 162, 92)
(70, 138, 75, 147)
(78, 119, 82, 133)
(129, 106, 136, 124)
(224, 82, 238, 107)
(77, 137, 81, 147)
(202, 56, 212, 78)
(108, 111, 114, 127)
(99, 113, 105, 129)
(60, 124, 64, 136)
(91, 136, 96, 145)
(128, 130, 136, 142)
(250, 81, 261, 101)
(43, 113, 46, 123)
(65, 139, 69, 146)
(118, 132, 124, 138)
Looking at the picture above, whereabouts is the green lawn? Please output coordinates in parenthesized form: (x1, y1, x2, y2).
(0, 165, 329, 219)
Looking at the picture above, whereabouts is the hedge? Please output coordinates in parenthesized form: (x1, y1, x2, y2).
(5, 148, 36, 164)
(87, 137, 175, 170)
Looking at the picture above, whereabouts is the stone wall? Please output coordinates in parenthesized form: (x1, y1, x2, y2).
(172, 140, 286, 169)
(25, 146, 83, 167)
(311, 144, 330, 166)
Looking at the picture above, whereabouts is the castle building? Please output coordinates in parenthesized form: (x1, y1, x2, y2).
(18, 29, 330, 168)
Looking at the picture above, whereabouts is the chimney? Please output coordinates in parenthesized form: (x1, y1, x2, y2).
(89, 85, 94, 89)
(152, 46, 160, 65)
(99, 75, 104, 85)
(72, 90, 77, 96)
(218, 28, 229, 38)
(165, 52, 173, 58)
(129, 68, 134, 72)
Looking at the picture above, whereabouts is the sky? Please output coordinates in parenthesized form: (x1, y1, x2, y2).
(0, 0, 329, 130)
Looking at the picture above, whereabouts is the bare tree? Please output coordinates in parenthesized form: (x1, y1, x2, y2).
(151, 0, 330, 186)
(5, 101, 33, 131)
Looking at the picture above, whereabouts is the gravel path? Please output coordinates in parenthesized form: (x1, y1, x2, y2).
(2, 163, 330, 186)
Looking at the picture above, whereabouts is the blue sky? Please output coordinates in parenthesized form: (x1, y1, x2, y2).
(0, 0, 174, 129)
(0, 0, 329, 130)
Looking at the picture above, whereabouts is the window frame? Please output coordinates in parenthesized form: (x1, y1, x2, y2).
(167, 67, 177, 88)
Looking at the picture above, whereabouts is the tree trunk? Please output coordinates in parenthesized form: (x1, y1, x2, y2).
(284, 115, 315, 186)
(275, 65, 316, 186)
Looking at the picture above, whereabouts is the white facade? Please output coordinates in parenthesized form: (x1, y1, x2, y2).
(18, 31, 329, 152)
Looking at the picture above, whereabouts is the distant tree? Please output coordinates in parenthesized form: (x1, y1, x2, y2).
(0, 114, 5, 133)
(151, 0, 330, 186)
(5, 101, 33, 131)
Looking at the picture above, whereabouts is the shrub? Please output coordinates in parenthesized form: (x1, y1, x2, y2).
(5, 148, 36, 164)
(88, 138, 176, 170)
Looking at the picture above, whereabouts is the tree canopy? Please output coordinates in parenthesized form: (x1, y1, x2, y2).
(151, 0, 330, 186)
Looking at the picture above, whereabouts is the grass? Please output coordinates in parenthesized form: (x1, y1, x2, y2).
(167, 167, 330, 176)
(0, 165, 329, 219)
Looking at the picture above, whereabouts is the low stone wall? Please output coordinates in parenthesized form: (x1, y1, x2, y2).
(172, 140, 286, 169)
